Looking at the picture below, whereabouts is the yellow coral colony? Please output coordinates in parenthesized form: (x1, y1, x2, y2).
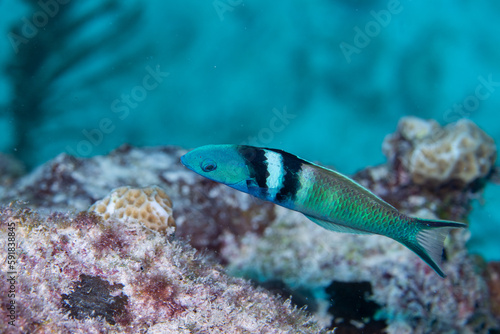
(89, 186, 176, 235)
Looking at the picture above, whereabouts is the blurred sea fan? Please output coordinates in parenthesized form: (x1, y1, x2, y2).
(4, 0, 145, 168)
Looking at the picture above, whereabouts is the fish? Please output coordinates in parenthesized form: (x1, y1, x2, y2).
(180, 144, 467, 278)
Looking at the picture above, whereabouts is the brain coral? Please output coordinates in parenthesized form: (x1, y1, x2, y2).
(89, 186, 175, 235)
(384, 117, 497, 185)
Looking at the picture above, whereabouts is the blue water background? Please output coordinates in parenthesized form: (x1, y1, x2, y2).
(0, 0, 499, 259)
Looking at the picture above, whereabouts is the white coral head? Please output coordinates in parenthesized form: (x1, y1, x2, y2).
(89, 185, 175, 235)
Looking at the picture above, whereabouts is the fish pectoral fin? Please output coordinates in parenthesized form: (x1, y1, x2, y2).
(246, 179, 265, 190)
(246, 179, 269, 197)
(304, 215, 371, 235)
(246, 179, 258, 188)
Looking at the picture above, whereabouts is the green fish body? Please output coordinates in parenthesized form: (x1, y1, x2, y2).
(181, 144, 466, 277)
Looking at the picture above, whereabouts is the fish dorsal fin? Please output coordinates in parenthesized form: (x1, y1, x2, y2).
(264, 147, 397, 212)
(325, 168, 397, 212)
(305, 215, 371, 235)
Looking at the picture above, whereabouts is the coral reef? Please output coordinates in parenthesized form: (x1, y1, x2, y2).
(0, 117, 498, 332)
(0, 145, 275, 257)
(383, 116, 497, 186)
(225, 206, 494, 333)
(487, 262, 500, 321)
(0, 204, 322, 333)
(223, 117, 499, 332)
(89, 186, 176, 236)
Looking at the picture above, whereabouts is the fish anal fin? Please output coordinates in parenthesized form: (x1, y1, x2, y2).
(305, 215, 371, 235)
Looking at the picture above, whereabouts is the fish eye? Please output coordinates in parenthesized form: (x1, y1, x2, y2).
(201, 159, 217, 172)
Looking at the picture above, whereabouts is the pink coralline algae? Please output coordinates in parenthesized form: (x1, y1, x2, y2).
(0, 204, 322, 333)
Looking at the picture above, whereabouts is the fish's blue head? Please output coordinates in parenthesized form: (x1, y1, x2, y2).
(181, 145, 250, 187)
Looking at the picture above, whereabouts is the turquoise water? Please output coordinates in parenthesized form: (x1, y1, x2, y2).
(468, 184, 500, 262)
(1, 1, 499, 259)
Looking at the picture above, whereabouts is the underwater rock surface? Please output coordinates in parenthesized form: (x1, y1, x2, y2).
(487, 262, 500, 322)
(0, 206, 320, 333)
(0, 118, 499, 332)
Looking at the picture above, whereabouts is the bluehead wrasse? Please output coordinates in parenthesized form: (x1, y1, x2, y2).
(180, 144, 467, 278)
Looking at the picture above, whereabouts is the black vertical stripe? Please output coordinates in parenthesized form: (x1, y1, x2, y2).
(238, 146, 270, 197)
(267, 148, 303, 203)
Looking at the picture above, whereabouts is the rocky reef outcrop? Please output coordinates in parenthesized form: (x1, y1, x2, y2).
(1, 205, 319, 333)
(0, 117, 499, 333)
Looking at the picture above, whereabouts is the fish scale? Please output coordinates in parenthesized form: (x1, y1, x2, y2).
(295, 165, 395, 233)
(181, 144, 467, 278)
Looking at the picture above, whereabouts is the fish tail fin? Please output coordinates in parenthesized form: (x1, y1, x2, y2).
(401, 218, 467, 278)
